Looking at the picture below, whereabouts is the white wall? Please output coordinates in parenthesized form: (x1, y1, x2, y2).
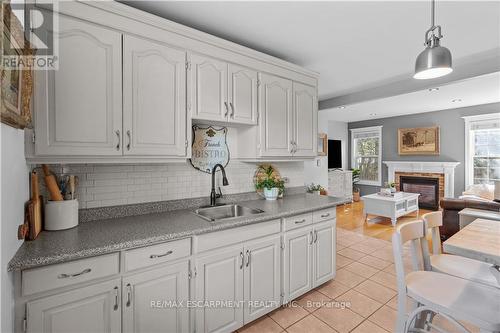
(304, 110, 329, 188)
(1, 124, 29, 333)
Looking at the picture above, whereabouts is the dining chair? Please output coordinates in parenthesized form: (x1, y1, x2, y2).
(392, 220, 500, 333)
(422, 211, 498, 288)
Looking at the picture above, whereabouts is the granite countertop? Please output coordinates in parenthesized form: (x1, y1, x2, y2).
(8, 194, 348, 271)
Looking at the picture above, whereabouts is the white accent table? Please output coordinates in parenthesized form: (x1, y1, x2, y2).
(362, 192, 420, 226)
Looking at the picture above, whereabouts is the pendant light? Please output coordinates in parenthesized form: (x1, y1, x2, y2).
(414, 0, 453, 79)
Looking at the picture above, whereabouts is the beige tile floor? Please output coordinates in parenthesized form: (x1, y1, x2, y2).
(236, 225, 480, 333)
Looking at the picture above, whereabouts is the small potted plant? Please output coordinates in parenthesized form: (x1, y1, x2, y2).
(352, 168, 361, 202)
(307, 183, 324, 195)
(255, 166, 285, 200)
(388, 181, 397, 193)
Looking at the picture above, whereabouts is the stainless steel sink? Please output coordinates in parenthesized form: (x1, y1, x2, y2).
(193, 204, 264, 222)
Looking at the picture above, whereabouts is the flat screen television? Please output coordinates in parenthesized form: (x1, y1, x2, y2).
(328, 140, 342, 169)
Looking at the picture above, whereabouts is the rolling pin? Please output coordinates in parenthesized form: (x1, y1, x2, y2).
(42, 164, 64, 201)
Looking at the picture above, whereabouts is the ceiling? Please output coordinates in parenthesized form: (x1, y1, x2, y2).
(321, 71, 500, 122)
(121, 1, 500, 101)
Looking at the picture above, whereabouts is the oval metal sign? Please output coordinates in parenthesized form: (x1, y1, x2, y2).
(189, 125, 230, 173)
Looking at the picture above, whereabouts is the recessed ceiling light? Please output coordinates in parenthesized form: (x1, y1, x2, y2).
(338, 106, 346, 109)
(428, 87, 440, 92)
(369, 113, 377, 116)
(452, 99, 462, 102)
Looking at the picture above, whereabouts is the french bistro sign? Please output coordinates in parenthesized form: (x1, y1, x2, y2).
(190, 125, 230, 173)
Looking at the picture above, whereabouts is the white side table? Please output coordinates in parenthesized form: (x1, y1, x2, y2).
(362, 192, 420, 226)
(458, 208, 500, 229)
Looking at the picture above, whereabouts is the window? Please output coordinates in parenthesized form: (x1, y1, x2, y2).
(351, 126, 382, 186)
(464, 113, 500, 188)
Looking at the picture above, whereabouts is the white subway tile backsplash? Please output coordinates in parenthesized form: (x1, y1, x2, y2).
(45, 161, 304, 208)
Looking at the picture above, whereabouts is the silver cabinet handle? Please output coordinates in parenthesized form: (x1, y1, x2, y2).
(321, 213, 330, 218)
(294, 219, 306, 224)
(224, 102, 229, 117)
(58, 268, 91, 279)
(115, 130, 120, 150)
(150, 250, 173, 259)
(113, 286, 119, 311)
(309, 231, 313, 245)
(246, 250, 251, 267)
(126, 130, 131, 150)
(229, 102, 235, 118)
(314, 230, 318, 243)
(240, 251, 244, 269)
(290, 140, 294, 154)
(126, 283, 132, 307)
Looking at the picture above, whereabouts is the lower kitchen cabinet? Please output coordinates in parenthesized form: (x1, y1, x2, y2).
(26, 278, 121, 333)
(283, 219, 336, 301)
(122, 261, 190, 333)
(195, 246, 244, 333)
(312, 221, 335, 287)
(283, 226, 313, 302)
(243, 235, 281, 323)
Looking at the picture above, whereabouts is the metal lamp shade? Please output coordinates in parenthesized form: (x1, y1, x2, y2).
(413, 44, 453, 79)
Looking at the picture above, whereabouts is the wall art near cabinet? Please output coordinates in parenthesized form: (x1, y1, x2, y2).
(318, 133, 328, 156)
(1, 3, 34, 129)
(398, 126, 440, 155)
(190, 125, 230, 173)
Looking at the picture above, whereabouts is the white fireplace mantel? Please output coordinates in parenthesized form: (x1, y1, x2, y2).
(383, 161, 460, 198)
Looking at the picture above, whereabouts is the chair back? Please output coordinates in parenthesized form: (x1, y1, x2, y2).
(422, 211, 443, 255)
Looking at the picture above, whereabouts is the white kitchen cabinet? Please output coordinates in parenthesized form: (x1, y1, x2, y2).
(292, 82, 317, 157)
(190, 54, 228, 122)
(123, 35, 187, 156)
(34, 15, 123, 156)
(243, 235, 281, 322)
(312, 221, 335, 287)
(122, 261, 189, 333)
(26, 279, 121, 333)
(228, 64, 258, 125)
(195, 246, 244, 333)
(283, 226, 313, 302)
(259, 73, 293, 157)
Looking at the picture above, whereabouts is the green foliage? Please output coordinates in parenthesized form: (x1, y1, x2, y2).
(351, 168, 361, 193)
(255, 165, 285, 191)
(307, 183, 324, 193)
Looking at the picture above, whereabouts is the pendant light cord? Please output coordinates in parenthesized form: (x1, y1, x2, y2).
(431, 0, 435, 28)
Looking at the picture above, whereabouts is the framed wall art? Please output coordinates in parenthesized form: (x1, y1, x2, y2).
(398, 126, 440, 155)
(189, 125, 230, 173)
(318, 133, 327, 156)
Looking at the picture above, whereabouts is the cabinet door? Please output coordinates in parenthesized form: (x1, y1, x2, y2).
(227, 64, 257, 125)
(122, 261, 189, 333)
(123, 36, 187, 156)
(283, 227, 312, 302)
(27, 279, 121, 333)
(312, 221, 336, 288)
(195, 246, 244, 333)
(259, 73, 293, 156)
(243, 235, 281, 323)
(190, 54, 228, 122)
(292, 82, 317, 157)
(34, 15, 122, 156)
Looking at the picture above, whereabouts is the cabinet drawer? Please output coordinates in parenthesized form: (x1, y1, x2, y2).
(124, 238, 191, 272)
(283, 213, 313, 231)
(313, 208, 336, 223)
(22, 253, 119, 296)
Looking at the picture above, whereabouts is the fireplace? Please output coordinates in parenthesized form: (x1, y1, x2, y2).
(400, 176, 440, 210)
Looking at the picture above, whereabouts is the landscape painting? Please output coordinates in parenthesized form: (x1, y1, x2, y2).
(398, 126, 440, 155)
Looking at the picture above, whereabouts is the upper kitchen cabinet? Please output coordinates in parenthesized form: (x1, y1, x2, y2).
(34, 15, 123, 156)
(228, 64, 258, 125)
(123, 35, 187, 156)
(189, 54, 228, 122)
(292, 82, 317, 157)
(258, 73, 293, 157)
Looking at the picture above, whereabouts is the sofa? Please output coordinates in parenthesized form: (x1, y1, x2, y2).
(440, 198, 500, 240)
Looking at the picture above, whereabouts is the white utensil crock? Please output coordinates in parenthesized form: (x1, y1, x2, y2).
(45, 199, 79, 230)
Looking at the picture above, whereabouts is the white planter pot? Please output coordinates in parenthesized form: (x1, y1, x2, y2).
(312, 190, 320, 195)
(263, 187, 279, 201)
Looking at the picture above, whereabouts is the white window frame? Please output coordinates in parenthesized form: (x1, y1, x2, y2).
(463, 112, 500, 188)
(350, 126, 383, 186)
